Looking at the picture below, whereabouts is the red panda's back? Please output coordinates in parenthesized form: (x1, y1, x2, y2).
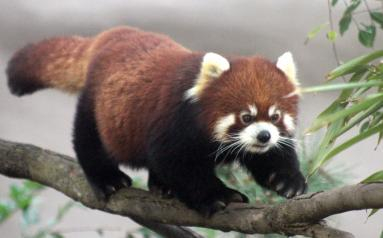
(86, 27, 194, 166)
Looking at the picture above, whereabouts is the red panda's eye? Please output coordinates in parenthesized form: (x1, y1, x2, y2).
(270, 114, 280, 123)
(241, 114, 253, 124)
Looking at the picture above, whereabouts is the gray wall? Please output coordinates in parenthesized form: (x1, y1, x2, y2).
(0, 1, 382, 237)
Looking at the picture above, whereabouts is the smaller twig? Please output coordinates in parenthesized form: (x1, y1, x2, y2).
(362, 0, 374, 25)
(327, 0, 343, 67)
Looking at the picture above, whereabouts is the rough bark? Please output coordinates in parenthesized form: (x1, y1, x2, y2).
(1, 138, 382, 238)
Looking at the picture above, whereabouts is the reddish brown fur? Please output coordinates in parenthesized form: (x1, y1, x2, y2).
(7, 36, 91, 94)
(7, 26, 298, 165)
(82, 27, 195, 164)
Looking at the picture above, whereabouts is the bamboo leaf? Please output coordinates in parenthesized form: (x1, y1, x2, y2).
(378, 131, 383, 146)
(310, 124, 383, 175)
(307, 94, 383, 133)
(367, 208, 379, 218)
(301, 81, 383, 94)
(327, 50, 383, 80)
(360, 121, 370, 134)
(309, 119, 345, 176)
(314, 69, 368, 120)
(335, 101, 383, 137)
(319, 123, 383, 168)
(361, 170, 383, 183)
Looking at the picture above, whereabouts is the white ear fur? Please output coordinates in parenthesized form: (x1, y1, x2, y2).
(276, 52, 299, 86)
(184, 52, 230, 101)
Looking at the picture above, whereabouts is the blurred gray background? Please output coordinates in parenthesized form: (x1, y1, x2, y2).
(0, 0, 382, 237)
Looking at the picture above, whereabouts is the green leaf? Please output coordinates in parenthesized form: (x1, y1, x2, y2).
(327, 50, 383, 80)
(23, 203, 40, 225)
(339, 0, 361, 35)
(50, 233, 64, 238)
(56, 202, 74, 222)
(309, 118, 345, 175)
(320, 123, 383, 167)
(327, 30, 337, 42)
(380, 229, 383, 238)
(307, 93, 383, 133)
(358, 25, 376, 48)
(301, 81, 383, 94)
(368, 208, 379, 218)
(331, 0, 338, 6)
(370, 12, 383, 28)
(360, 121, 370, 133)
(339, 15, 352, 35)
(0, 201, 14, 223)
(335, 101, 383, 137)
(23, 181, 44, 191)
(345, 0, 361, 15)
(376, 131, 383, 147)
(361, 170, 383, 183)
(305, 23, 328, 44)
(313, 69, 368, 121)
(10, 184, 32, 210)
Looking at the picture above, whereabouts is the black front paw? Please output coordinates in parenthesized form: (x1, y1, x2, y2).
(89, 170, 132, 200)
(148, 172, 174, 198)
(194, 188, 249, 217)
(266, 171, 307, 198)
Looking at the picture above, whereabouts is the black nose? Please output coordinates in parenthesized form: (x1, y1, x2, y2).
(257, 130, 271, 143)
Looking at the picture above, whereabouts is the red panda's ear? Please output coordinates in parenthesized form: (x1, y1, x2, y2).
(184, 52, 230, 102)
(276, 52, 299, 87)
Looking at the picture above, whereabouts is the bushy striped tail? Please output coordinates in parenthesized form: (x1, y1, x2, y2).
(7, 36, 91, 96)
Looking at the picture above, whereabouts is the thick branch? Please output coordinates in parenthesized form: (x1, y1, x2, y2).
(1, 138, 382, 237)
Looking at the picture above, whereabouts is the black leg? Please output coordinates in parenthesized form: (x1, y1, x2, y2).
(148, 170, 173, 198)
(149, 156, 248, 216)
(73, 90, 131, 200)
(242, 144, 307, 198)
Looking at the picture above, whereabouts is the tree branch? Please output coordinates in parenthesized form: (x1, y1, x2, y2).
(0, 138, 382, 237)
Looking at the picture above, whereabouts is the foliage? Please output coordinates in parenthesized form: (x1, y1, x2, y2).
(303, 51, 383, 175)
(303, 0, 383, 233)
(307, 0, 383, 48)
(0, 180, 44, 224)
(0, 181, 75, 238)
(303, 2, 383, 179)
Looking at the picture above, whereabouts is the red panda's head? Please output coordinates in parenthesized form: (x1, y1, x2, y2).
(185, 52, 300, 154)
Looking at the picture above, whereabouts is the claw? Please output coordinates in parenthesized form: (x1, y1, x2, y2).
(275, 182, 285, 192)
(212, 200, 227, 212)
(105, 185, 116, 194)
(229, 193, 245, 202)
(284, 188, 294, 198)
(268, 172, 276, 184)
(296, 187, 305, 196)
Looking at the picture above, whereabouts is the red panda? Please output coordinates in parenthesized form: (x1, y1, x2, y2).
(7, 26, 306, 215)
